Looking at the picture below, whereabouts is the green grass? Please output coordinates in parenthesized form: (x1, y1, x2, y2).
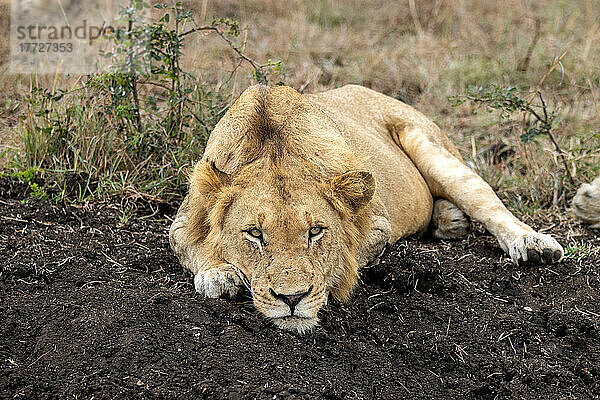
(308, 0, 353, 28)
(118, 207, 135, 228)
(2, 2, 281, 203)
(564, 240, 597, 260)
(441, 56, 515, 91)
(0, 0, 598, 218)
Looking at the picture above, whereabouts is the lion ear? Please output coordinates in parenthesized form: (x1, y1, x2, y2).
(329, 170, 375, 213)
(190, 160, 231, 201)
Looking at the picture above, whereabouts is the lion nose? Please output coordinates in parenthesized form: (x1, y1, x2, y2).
(269, 286, 313, 315)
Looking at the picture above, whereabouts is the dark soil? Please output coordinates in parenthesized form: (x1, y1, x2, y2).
(1, 182, 599, 399)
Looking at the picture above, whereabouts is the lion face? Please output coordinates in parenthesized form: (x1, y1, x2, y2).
(220, 182, 345, 332)
(190, 161, 375, 333)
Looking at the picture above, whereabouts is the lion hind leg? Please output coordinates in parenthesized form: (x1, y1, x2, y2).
(431, 199, 470, 240)
(393, 123, 563, 264)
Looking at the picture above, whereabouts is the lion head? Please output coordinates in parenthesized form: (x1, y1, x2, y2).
(186, 85, 375, 332)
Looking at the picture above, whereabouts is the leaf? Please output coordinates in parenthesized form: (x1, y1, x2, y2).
(520, 128, 538, 143)
(253, 68, 267, 85)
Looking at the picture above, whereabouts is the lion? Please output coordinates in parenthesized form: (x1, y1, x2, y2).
(169, 85, 564, 333)
(573, 176, 600, 228)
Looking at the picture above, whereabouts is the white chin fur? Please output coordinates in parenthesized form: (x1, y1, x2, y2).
(271, 316, 319, 334)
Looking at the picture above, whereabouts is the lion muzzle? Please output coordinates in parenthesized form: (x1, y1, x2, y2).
(269, 285, 313, 315)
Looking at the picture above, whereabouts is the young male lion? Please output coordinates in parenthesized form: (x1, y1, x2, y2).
(170, 85, 564, 333)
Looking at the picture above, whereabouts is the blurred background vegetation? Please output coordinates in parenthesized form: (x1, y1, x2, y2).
(0, 0, 598, 219)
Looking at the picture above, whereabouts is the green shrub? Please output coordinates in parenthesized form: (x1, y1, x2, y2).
(13, 0, 284, 201)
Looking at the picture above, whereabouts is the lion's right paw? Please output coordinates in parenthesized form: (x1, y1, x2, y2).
(194, 265, 244, 298)
(508, 232, 563, 265)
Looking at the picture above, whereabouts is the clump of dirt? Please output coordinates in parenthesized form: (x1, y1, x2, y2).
(1, 186, 599, 399)
(0, 176, 32, 199)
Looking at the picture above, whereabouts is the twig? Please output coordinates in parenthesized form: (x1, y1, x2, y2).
(298, 79, 311, 93)
(530, 92, 574, 184)
(538, 52, 567, 88)
(517, 18, 541, 72)
(1, 215, 29, 223)
(101, 251, 124, 267)
(179, 25, 267, 81)
(213, 29, 263, 73)
(408, 0, 423, 35)
(127, 0, 143, 136)
(137, 80, 173, 91)
(28, 346, 56, 368)
(179, 25, 219, 38)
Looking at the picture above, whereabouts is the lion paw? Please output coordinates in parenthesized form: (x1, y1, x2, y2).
(194, 265, 244, 298)
(508, 232, 563, 265)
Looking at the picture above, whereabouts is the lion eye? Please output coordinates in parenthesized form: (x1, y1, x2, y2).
(309, 226, 324, 238)
(248, 228, 263, 239)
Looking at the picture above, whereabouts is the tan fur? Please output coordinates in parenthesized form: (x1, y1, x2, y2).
(431, 199, 470, 240)
(573, 176, 600, 228)
(170, 84, 564, 333)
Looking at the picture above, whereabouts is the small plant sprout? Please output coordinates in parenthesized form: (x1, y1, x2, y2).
(118, 208, 135, 228)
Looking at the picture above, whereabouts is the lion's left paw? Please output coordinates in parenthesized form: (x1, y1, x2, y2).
(508, 232, 563, 265)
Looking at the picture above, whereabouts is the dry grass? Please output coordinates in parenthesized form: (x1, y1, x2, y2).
(0, 0, 599, 213)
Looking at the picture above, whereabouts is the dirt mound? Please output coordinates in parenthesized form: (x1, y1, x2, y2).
(1, 195, 599, 399)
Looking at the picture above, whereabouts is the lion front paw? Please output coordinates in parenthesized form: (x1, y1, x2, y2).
(508, 232, 563, 265)
(194, 265, 244, 298)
